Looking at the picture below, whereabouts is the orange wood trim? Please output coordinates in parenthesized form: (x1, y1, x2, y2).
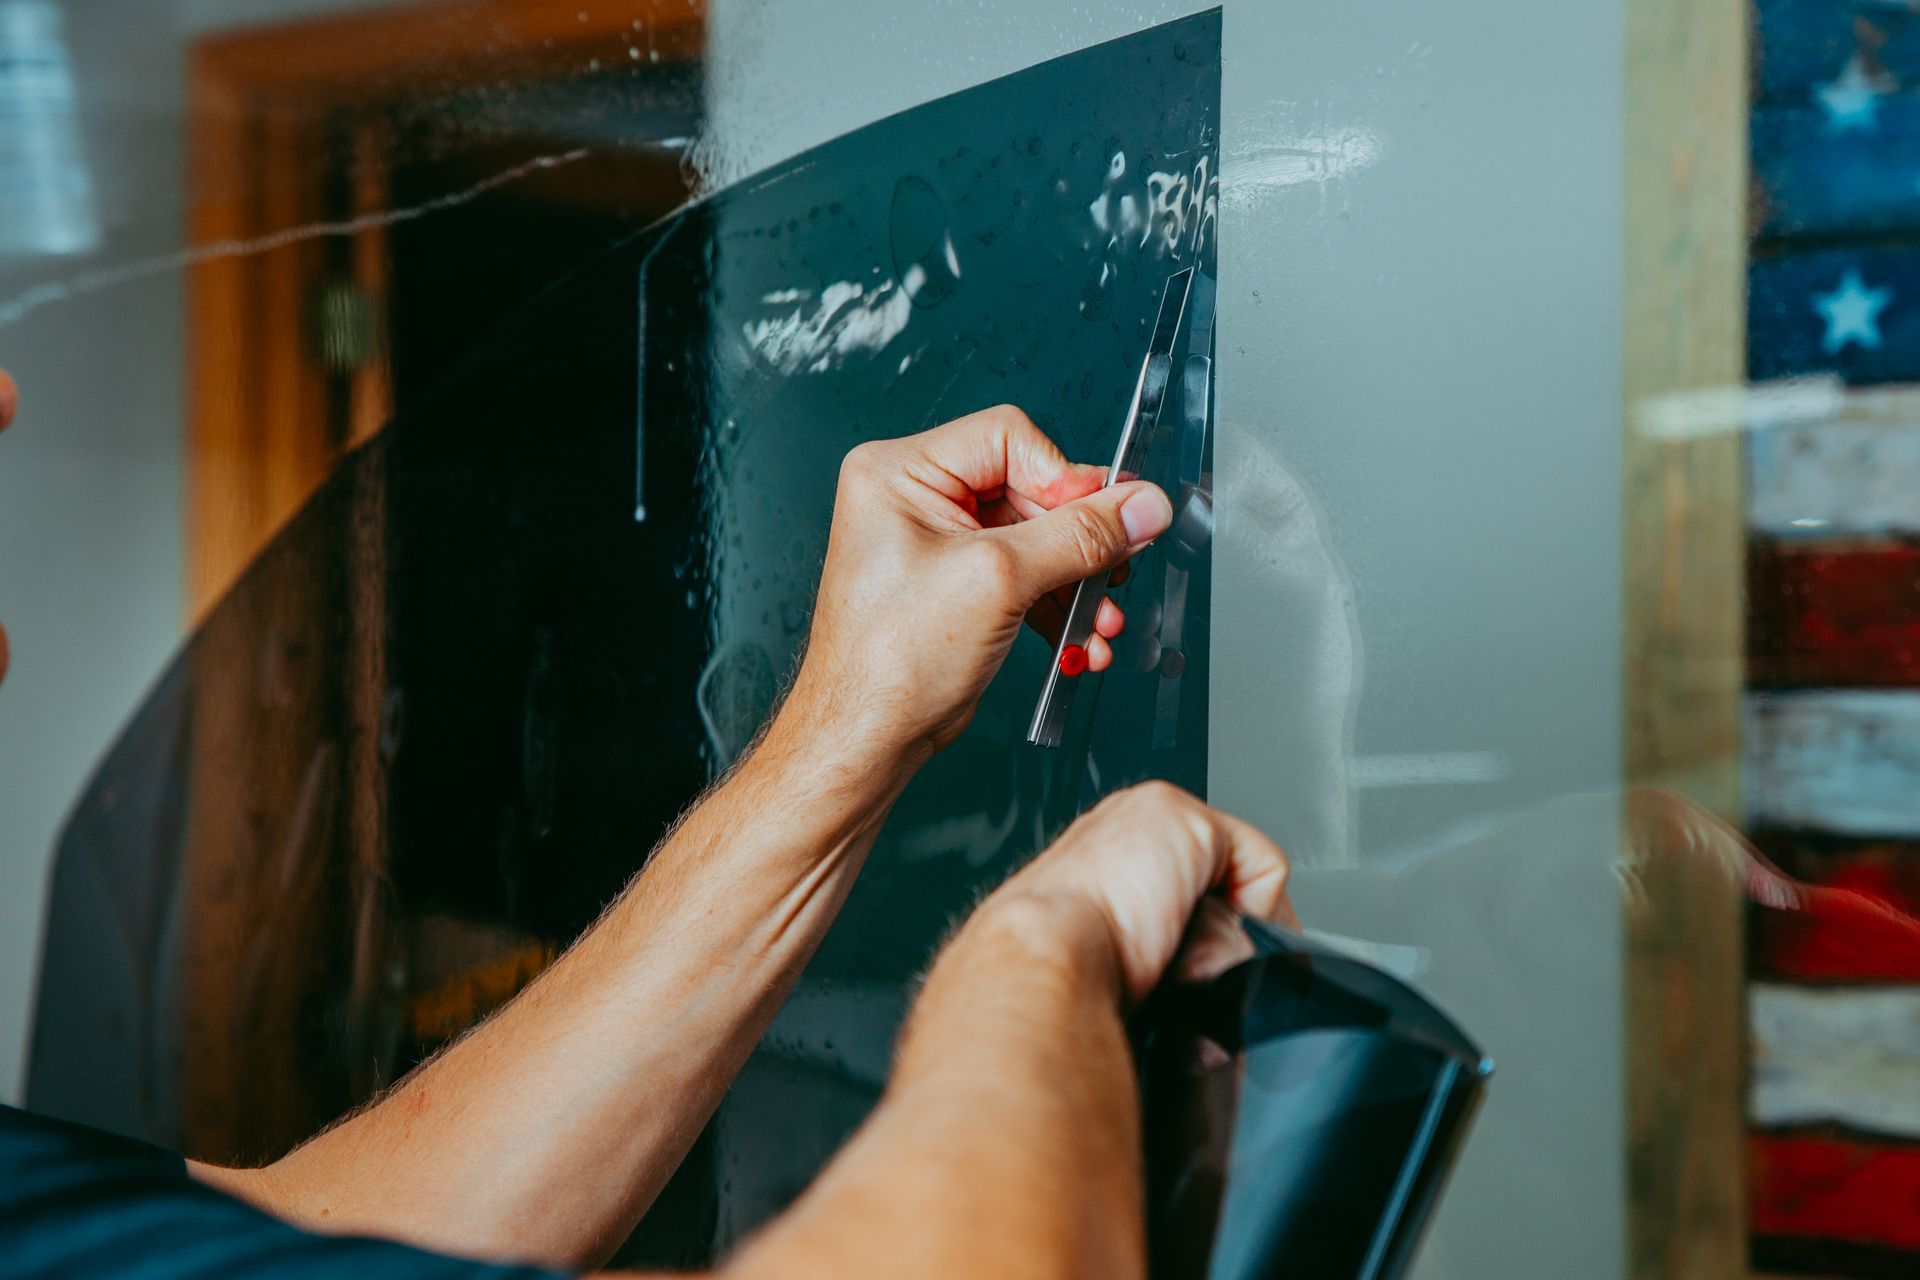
(185, 0, 706, 620)
(197, 0, 703, 105)
(348, 120, 394, 450)
(185, 86, 337, 619)
(253, 101, 335, 538)
(175, 0, 709, 1156)
(184, 52, 259, 620)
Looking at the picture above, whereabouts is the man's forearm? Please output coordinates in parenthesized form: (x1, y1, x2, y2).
(726, 892, 1144, 1280)
(203, 697, 914, 1269)
(179, 403, 1179, 1274)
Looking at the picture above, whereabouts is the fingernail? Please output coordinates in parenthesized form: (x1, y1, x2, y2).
(1120, 486, 1173, 546)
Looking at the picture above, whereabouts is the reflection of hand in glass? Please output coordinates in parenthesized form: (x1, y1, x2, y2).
(1625, 787, 1920, 975)
(0, 366, 14, 685)
(787, 403, 1173, 762)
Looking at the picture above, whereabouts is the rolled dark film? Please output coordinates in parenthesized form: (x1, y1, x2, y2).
(1137, 917, 1492, 1280)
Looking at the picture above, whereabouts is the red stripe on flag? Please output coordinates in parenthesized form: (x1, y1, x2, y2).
(1750, 541, 1920, 687)
(1751, 1133, 1920, 1252)
(1750, 836, 1920, 982)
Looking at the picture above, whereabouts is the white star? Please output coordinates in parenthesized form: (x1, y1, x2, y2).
(1814, 268, 1893, 355)
(1818, 53, 1894, 133)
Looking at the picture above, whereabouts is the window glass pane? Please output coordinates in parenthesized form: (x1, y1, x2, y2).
(22, 10, 1220, 1265)
(5, 3, 1918, 1278)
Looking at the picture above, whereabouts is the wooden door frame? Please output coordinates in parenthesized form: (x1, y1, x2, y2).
(176, 0, 704, 1162)
(1622, 0, 1751, 1275)
(184, 0, 705, 620)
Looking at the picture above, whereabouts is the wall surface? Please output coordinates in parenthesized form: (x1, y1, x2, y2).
(0, 0, 382, 1103)
(703, 2, 1626, 1277)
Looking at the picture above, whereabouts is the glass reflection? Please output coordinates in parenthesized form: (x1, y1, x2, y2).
(5, 2, 1920, 1278)
(27, 10, 1222, 1266)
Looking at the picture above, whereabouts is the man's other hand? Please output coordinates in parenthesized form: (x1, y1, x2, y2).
(730, 784, 1295, 1280)
(989, 781, 1297, 1003)
(786, 404, 1173, 761)
(0, 366, 15, 686)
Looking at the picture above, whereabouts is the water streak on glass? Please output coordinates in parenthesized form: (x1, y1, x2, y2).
(8, 3, 1920, 1279)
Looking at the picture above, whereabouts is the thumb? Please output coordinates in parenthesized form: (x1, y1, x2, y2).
(988, 480, 1173, 600)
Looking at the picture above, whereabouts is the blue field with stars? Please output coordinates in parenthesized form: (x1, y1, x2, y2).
(1750, 3, 1920, 383)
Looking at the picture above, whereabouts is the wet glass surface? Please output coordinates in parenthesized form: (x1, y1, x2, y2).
(622, 14, 1221, 1252)
(4, 2, 1920, 1278)
(25, 10, 1221, 1263)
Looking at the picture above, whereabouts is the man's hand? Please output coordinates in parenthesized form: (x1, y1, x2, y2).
(988, 781, 1297, 1002)
(0, 366, 15, 686)
(730, 784, 1294, 1280)
(171, 405, 1186, 1276)
(197, 405, 1172, 1271)
(785, 403, 1174, 761)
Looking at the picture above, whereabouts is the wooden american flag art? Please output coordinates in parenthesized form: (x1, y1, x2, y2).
(1747, 3, 1920, 1274)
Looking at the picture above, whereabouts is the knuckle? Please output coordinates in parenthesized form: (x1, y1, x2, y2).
(981, 402, 1036, 435)
(1273, 835, 1295, 875)
(1119, 781, 1211, 842)
(1139, 778, 1190, 803)
(966, 538, 1021, 594)
(1129, 779, 1195, 813)
(1064, 504, 1124, 571)
(839, 440, 886, 486)
(1099, 779, 1186, 820)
